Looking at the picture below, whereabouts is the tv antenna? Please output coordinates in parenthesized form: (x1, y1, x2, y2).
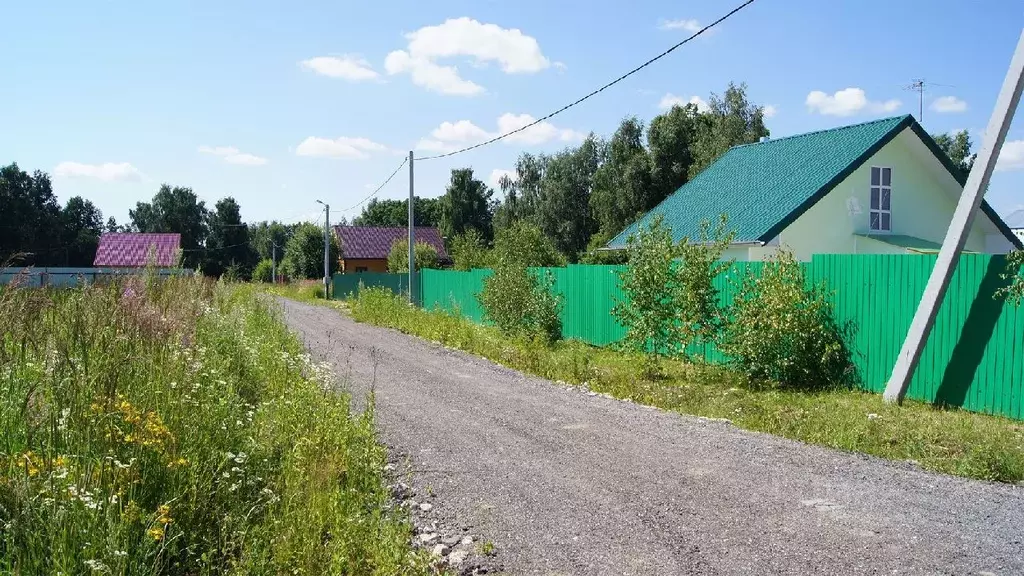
(903, 78, 956, 124)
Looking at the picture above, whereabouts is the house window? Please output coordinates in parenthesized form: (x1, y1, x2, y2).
(355, 266, 368, 273)
(870, 166, 892, 232)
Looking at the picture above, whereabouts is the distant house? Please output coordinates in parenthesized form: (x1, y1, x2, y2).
(333, 226, 449, 273)
(608, 115, 1022, 261)
(1006, 208, 1024, 244)
(93, 233, 182, 267)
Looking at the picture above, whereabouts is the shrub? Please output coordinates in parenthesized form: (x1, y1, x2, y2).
(449, 229, 492, 270)
(281, 222, 339, 280)
(719, 250, 852, 389)
(252, 258, 274, 282)
(613, 215, 733, 375)
(387, 239, 440, 273)
(478, 223, 564, 343)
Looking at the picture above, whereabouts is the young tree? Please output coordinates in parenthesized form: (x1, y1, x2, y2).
(131, 184, 210, 269)
(440, 168, 494, 242)
(387, 240, 440, 273)
(281, 222, 339, 279)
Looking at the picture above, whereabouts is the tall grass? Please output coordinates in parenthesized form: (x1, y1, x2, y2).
(0, 277, 430, 574)
(349, 288, 1024, 484)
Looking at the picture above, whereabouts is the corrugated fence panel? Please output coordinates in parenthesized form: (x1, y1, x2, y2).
(332, 272, 409, 299)
(420, 255, 1024, 419)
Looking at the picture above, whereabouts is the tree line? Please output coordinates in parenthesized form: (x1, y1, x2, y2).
(2, 81, 979, 278)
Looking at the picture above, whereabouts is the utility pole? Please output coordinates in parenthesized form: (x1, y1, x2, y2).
(408, 150, 416, 304)
(272, 242, 277, 283)
(884, 29, 1024, 404)
(907, 79, 925, 124)
(316, 200, 330, 299)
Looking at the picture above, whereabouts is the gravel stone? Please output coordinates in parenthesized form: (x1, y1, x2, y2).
(418, 533, 438, 545)
(431, 544, 449, 557)
(447, 549, 469, 566)
(418, 502, 433, 512)
(280, 297, 1024, 575)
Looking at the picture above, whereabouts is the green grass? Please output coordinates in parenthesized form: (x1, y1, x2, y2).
(344, 288, 1024, 484)
(0, 277, 432, 575)
(265, 279, 328, 303)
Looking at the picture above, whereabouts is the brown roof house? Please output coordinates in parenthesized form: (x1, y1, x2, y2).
(333, 226, 448, 273)
(93, 233, 182, 267)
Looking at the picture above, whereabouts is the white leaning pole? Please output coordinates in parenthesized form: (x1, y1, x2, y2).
(884, 29, 1024, 404)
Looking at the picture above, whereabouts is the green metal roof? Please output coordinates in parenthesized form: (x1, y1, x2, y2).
(607, 114, 1022, 250)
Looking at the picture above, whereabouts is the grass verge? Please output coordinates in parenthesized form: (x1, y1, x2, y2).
(0, 277, 431, 574)
(344, 288, 1024, 484)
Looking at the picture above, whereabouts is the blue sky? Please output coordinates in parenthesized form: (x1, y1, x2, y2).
(2, 0, 1023, 227)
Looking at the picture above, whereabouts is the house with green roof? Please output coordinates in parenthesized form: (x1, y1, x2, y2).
(607, 115, 1022, 261)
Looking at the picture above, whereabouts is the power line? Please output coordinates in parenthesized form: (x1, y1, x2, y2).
(413, 0, 758, 161)
(339, 156, 408, 213)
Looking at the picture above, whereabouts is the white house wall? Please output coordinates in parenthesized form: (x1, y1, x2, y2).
(773, 128, 1013, 261)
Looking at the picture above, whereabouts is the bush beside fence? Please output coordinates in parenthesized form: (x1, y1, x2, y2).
(419, 254, 1024, 420)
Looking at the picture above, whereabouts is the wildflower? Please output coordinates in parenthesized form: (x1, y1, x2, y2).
(147, 526, 164, 540)
(83, 559, 109, 572)
(113, 550, 127, 558)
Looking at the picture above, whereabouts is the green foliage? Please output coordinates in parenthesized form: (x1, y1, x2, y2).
(449, 229, 492, 270)
(613, 215, 734, 375)
(591, 117, 652, 237)
(719, 250, 852, 389)
(281, 222, 339, 280)
(998, 250, 1024, 305)
(612, 216, 683, 374)
(478, 223, 564, 343)
(386, 239, 440, 273)
(249, 221, 293, 263)
(440, 168, 494, 243)
(491, 221, 565, 268)
(689, 82, 770, 178)
(0, 279, 429, 573)
(933, 130, 976, 177)
(647, 103, 699, 205)
(535, 136, 604, 260)
(252, 258, 274, 282)
(348, 286, 1024, 484)
(354, 197, 441, 227)
(578, 231, 627, 265)
(60, 196, 105, 266)
(204, 196, 252, 279)
(130, 184, 210, 269)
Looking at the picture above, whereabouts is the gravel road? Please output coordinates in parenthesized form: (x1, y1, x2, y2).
(279, 298, 1024, 576)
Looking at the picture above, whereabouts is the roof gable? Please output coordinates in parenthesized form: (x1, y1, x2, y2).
(608, 115, 912, 248)
(334, 226, 449, 260)
(93, 233, 181, 267)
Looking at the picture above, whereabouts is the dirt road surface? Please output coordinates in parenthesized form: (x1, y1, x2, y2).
(279, 298, 1024, 576)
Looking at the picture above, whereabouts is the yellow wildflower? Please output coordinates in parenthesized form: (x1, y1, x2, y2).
(157, 504, 170, 516)
(147, 526, 164, 540)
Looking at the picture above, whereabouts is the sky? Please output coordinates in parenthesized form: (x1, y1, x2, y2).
(2, 0, 1023, 227)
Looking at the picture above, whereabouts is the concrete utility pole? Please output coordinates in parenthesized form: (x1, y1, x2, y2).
(271, 242, 276, 283)
(884, 29, 1024, 404)
(317, 200, 330, 299)
(408, 150, 416, 304)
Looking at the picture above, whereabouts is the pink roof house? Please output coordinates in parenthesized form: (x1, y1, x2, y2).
(93, 233, 182, 267)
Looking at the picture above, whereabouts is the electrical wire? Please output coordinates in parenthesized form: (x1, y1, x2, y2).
(414, 0, 757, 161)
(339, 156, 408, 213)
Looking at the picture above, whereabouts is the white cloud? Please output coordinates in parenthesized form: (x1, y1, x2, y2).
(805, 88, 901, 116)
(295, 136, 387, 159)
(54, 161, 142, 182)
(658, 19, 702, 32)
(299, 55, 379, 81)
(931, 95, 968, 114)
(198, 145, 268, 166)
(415, 113, 584, 152)
(763, 105, 778, 118)
(497, 113, 586, 145)
(488, 168, 516, 189)
(385, 17, 551, 95)
(658, 93, 710, 112)
(996, 140, 1024, 172)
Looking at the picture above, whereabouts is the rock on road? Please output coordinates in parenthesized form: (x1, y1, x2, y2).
(278, 298, 1023, 576)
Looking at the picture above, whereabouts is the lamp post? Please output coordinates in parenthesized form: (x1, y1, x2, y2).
(316, 200, 330, 299)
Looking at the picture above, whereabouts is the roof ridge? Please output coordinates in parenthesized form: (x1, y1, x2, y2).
(732, 114, 911, 150)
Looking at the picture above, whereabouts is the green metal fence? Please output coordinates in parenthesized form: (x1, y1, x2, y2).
(332, 272, 410, 299)
(419, 255, 1024, 420)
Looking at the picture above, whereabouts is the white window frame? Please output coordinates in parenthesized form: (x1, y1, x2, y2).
(869, 166, 892, 232)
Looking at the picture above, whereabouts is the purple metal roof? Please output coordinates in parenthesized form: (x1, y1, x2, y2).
(93, 233, 182, 267)
(334, 226, 449, 260)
